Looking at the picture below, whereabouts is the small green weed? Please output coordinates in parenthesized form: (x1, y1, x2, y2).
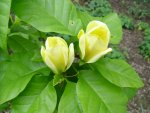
(139, 36, 150, 60)
(119, 14, 134, 30)
(84, 0, 112, 17)
(144, 28, 150, 36)
(106, 45, 126, 60)
(74, 0, 113, 17)
(137, 21, 149, 31)
(128, 1, 150, 19)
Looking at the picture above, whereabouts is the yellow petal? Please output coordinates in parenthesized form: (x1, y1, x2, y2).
(78, 29, 84, 39)
(46, 46, 66, 73)
(56, 37, 69, 67)
(87, 48, 112, 63)
(44, 54, 59, 74)
(86, 20, 106, 32)
(41, 46, 46, 60)
(46, 37, 68, 50)
(41, 46, 59, 74)
(86, 20, 110, 46)
(84, 34, 107, 61)
(79, 34, 86, 59)
(66, 43, 74, 70)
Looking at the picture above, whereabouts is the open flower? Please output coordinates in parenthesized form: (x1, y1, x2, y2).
(41, 37, 74, 74)
(78, 20, 112, 63)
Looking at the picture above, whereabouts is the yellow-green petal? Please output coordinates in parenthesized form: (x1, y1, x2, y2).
(84, 34, 107, 61)
(66, 43, 74, 70)
(46, 46, 66, 73)
(79, 34, 86, 59)
(86, 20, 110, 46)
(46, 37, 68, 50)
(78, 29, 84, 39)
(87, 48, 112, 63)
(44, 54, 59, 74)
(41, 46, 46, 60)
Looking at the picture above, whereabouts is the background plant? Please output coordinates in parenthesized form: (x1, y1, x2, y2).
(106, 45, 126, 60)
(139, 36, 150, 60)
(128, 1, 150, 19)
(119, 14, 134, 30)
(75, 0, 112, 17)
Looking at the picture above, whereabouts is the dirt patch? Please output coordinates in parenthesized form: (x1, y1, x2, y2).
(109, 0, 150, 24)
(120, 29, 150, 113)
(109, 0, 150, 112)
(109, 0, 130, 15)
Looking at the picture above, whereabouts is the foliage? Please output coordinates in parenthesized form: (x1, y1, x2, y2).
(135, 0, 150, 2)
(0, 0, 143, 113)
(106, 45, 126, 60)
(0, 0, 11, 50)
(138, 21, 150, 60)
(144, 28, 150, 36)
(75, 0, 112, 17)
(128, 1, 150, 19)
(139, 36, 150, 60)
(84, 0, 112, 17)
(0, 103, 10, 112)
(119, 14, 134, 30)
(137, 21, 149, 31)
(128, 1, 150, 60)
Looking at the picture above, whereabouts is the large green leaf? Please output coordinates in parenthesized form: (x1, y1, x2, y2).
(92, 58, 144, 88)
(0, 54, 49, 104)
(77, 11, 100, 29)
(77, 70, 128, 113)
(102, 13, 122, 44)
(122, 88, 137, 100)
(11, 75, 57, 113)
(0, 0, 11, 50)
(9, 21, 41, 40)
(58, 82, 82, 113)
(8, 36, 39, 53)
(12, 0, 82, 35)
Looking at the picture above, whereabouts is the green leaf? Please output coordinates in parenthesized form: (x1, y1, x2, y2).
(10, 21, 41, 40)
(0, 102, 9, 112)
(102, 13, 123, 44)
(122, 88, 137, 100)
(53, 74, 65, 86)
(12, 0, 82, 35)
(11, 75, 57, 113)
(0, 0, 11, 50)
(77, 70, 128, 113)
(77, 11, 101, 29)
(9, 32, 29, 39)
(8, 36, 39, 53)
(58, 82, 83, 113)
(92, 58, 144, 88)
(0, 54, 49, 104)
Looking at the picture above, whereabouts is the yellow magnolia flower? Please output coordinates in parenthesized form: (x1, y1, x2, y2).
(41, 37, 74, 74)
(78, 20, 112, 63)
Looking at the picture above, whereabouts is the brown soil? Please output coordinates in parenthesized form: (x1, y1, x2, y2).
(109, 0, 150, 113)
(121, 29, 150, 113)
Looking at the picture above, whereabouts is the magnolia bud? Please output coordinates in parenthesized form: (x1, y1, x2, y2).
(41, 37, 74, 74)
(78, 20, 112, 63)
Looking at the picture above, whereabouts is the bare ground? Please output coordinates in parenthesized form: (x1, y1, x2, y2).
(120, 29, 150, 113)
(109, 0, 150, 112)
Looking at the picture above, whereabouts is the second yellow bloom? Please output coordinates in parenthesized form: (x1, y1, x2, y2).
(78, 20, 112, 63)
